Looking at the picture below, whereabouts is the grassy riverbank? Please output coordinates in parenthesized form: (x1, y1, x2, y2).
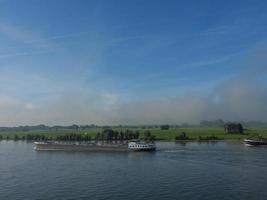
(0, 127, 267, 141)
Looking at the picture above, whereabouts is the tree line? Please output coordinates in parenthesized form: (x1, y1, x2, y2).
(0, 129, 155, 142)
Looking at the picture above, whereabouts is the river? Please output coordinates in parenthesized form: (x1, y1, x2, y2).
(0, 141, 267, 200)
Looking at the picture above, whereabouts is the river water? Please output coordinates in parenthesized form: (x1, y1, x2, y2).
(0, 141, 267, 200)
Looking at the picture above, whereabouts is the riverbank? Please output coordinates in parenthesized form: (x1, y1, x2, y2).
(0, 127, 266, 141)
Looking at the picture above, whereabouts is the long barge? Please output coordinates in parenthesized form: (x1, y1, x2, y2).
(34, 140, 156, 152)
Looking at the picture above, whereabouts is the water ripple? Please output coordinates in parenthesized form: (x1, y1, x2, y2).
(0, 141, 267, 200)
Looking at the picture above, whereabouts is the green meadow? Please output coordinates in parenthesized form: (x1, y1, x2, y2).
(0, 126, 267, 141)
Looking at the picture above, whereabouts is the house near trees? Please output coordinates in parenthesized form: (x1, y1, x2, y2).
(224, 123, 244, 134)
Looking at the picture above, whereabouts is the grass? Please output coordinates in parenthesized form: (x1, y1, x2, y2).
(0, 127, 267, 141)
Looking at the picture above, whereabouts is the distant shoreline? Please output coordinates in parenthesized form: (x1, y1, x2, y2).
(0, 126, 266, 141)
(0, 138, 246, 142)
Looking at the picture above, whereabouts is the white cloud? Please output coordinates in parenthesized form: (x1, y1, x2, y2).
(0, 22, 40, 43)
(99, 92, 119, 105)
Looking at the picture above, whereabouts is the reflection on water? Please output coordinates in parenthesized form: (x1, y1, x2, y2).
(0, 141, 267, 200)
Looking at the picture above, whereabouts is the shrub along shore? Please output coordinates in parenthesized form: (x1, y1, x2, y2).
(0, 126, 266, 141)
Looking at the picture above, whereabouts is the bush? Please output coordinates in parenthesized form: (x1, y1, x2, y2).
(160, 125, 170, 130)
(14, 135, 19, 140)
(175, 132, 189, 140)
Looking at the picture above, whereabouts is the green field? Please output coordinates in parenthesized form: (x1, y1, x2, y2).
(0, 127, 267, 141)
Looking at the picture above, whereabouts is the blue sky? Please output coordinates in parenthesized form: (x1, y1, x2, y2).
(0, 0, 267, 125)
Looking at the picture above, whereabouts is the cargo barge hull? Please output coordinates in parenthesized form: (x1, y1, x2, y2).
(34, 142, 128, 152)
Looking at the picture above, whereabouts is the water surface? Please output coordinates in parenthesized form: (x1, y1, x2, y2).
(0, 141, 267, 200)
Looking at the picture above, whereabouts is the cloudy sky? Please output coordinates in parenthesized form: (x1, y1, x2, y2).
(0, 0, 267, 126)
